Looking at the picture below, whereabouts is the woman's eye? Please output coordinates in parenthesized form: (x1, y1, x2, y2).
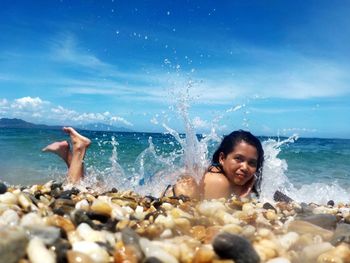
(249, 161, 258, 167)
(234, 156, 243, 162)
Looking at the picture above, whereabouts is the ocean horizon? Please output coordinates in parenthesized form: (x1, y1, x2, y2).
(1, 127, 349, 204)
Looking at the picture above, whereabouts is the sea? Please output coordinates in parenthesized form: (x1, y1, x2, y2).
(1, 127, 349, 204)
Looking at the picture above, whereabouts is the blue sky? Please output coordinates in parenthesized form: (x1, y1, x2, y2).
(0, 0, 349, 138)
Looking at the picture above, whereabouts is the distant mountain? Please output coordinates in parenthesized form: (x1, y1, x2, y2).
(0, 118, 62, 129)
(0, 118, 133, 132)
(77, 122, 133, 132)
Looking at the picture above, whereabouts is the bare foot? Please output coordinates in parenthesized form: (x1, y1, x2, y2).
(63, 127, 91, 152)
(42, 140, 70, 165)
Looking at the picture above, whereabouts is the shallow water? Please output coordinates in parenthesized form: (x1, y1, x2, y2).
(1, 128, 349, 203)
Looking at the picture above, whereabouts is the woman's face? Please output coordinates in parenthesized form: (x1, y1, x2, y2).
(219, 141, 258, 186)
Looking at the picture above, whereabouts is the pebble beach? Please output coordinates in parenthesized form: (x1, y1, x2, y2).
(1, 181, 350, 263)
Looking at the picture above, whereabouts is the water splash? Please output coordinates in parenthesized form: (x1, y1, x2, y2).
(260, 134, 299, 200)
(259, 134, 350, 204)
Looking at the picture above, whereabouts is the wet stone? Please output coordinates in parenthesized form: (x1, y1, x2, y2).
(50, 239, 71, 263)
(86, 211, 110, 223)
(273, 191, 293, 203)
(263, 202, 277, 213)
(144, 257, 163, 263)
(298, 214, 337, 230)
(213, 232, 260, 263)
(58, 188, 80, 199)
(72, 210, 98, 230)
(0, 228, 28, 263)
(327, 200, 335, 206)
(25, 225, 61, 245)
(122, 227, 141, 245)
(295, 202, 314, 215)
(66, 250, 93, 263)
(0, 182, 7, 194)
(331, 223, 350, 246)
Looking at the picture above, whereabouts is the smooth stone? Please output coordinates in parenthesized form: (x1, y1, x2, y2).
(317, 243, 350, 263)
(139, 238, 178, 263)
(20, 212, 45, 226)
(288, 220, 333, 241)
(262, 202, 277, 213)
(144, 257, 163, 263)
(0, 192, 18, 204)
(327, 200, 335, 206)
(273, 191, 293, 203)
(298, 214, 337, 230)
(114, 244, 139, 263)
(331, 223, 350, 245)
(67, 250, 93, 263)
(266, 258, 290, 263)
(76, 223, 106, 243)
(72, 241, 109, 263)
(212, 232, 260, 263)
(0, 182, 7, 194)
(57, 188, 80, 199)
(193, 247, 215, 263)
(25, 225, 61, 245)
(301, 242, 333, 262)
(122, 227, 143, 258)
(0, 228, 28, 263)
(72, 210, 97, 229)
(50, 239, 71, 263)
(27, 237, 56, 263)
(0, 209, 19, 226)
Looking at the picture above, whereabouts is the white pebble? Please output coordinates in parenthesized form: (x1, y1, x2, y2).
(139, 237, 179, 263)
(72, 241, 109, 263)
(27, 237, 56, 263)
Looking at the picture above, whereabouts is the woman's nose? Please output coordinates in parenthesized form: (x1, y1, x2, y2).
(240, 162, 248, 171)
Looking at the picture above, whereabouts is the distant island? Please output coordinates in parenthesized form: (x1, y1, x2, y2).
(0, 118, 133, 132)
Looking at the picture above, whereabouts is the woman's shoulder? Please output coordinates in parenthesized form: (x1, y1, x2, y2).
(201, 171, 231, 199)
(203, 170, 228, 183)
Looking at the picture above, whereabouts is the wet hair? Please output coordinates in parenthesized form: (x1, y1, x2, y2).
(211, 130, 264, 196)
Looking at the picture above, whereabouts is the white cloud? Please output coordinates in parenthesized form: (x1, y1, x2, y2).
(2, 98, 133, 127)
(11, 97, 48, 110)
(51, 105, 133, 126)
(0, 98, 8, 106)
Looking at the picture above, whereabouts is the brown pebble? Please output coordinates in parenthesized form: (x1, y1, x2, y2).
(192, 247, 215, 263)
(67, 250, 93, 263)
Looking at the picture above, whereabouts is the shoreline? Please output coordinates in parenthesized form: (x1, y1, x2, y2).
(1, 181, 350, 263)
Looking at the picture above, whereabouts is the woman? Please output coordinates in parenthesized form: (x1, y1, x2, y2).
(169, 130, 264, 199)
(44, 128, 264, 199)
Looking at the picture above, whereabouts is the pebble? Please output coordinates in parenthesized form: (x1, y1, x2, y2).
(0, 228, 28, 263)
(213, 232, 260, 263)
(27, 237, 56, 263)
(67, 250, 93, 263)
(2, 182, 350, 263)
(288, 220, 333, 241)
(273, 191, 293, 203)
(331, 223, 350, 245)
(0, 182, 7, 194)
(299, 214, 337, 230)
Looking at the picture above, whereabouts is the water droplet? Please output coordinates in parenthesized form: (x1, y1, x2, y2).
(144, 36, 148, 40)
(167, 11, 170, 15)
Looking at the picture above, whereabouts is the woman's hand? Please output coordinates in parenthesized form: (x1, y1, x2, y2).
(239, 175, 256, 197)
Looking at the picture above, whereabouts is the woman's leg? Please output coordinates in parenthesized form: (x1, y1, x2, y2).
(42, 141, 72, 167)
(42, 127, 91, 183)
(62, 127, 91, 183)
(173, 174, 200, 199)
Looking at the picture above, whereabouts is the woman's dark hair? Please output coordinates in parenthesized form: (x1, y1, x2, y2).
(212, 130, 264, 196)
